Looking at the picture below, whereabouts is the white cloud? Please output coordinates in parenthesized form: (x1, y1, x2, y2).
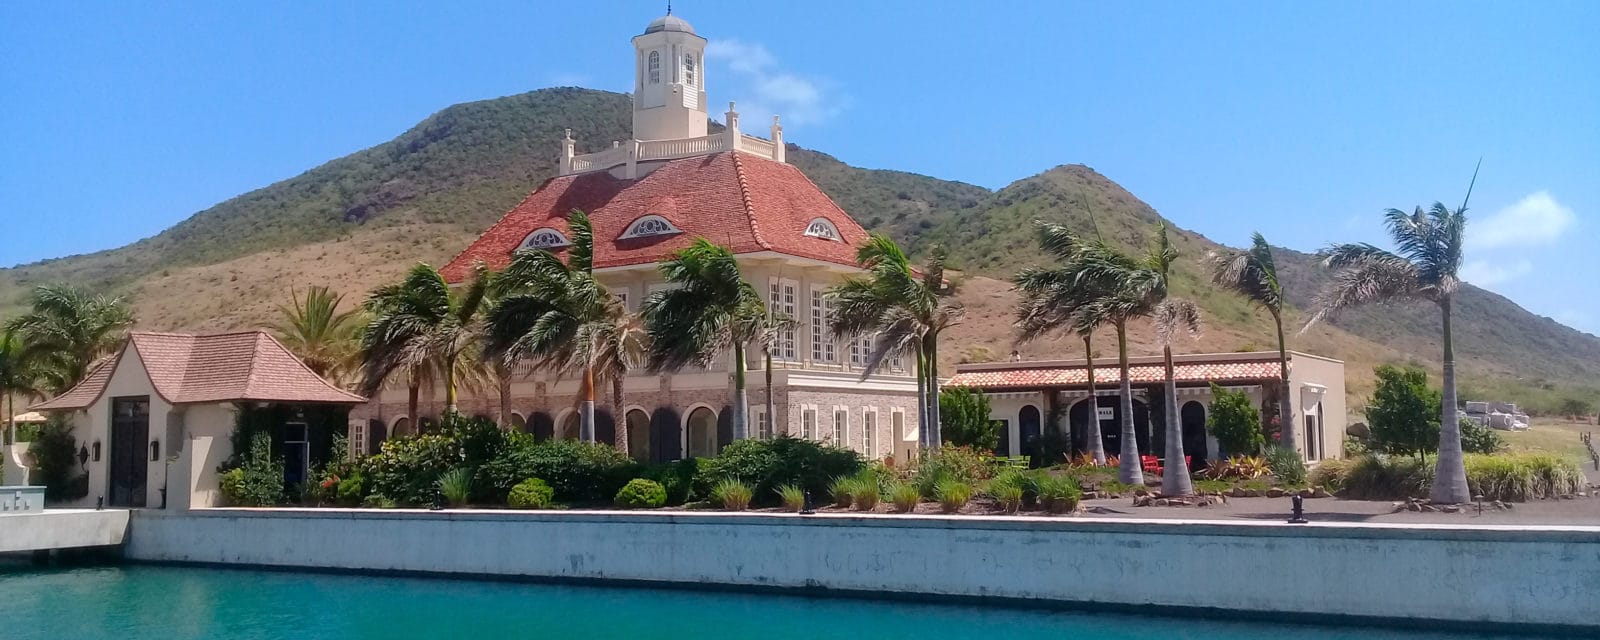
(1459, 259, 1532, 287)
(1469, 191, 1576, 250)
(705, 39, 841, 126)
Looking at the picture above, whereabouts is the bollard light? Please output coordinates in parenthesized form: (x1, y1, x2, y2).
(96, 495, 104, 511)
(799, 490, 814, 515)
(1287, 494, 1308, 524)
(430, 487, 444, 511)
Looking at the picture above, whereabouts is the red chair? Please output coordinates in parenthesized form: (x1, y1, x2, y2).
(1141, 455, 1162, 475)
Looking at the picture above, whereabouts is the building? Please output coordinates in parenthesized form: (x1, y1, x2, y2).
(27, 331, 365, 509)
(945, 351, 1346, 466)
(358, 12, 920, 463)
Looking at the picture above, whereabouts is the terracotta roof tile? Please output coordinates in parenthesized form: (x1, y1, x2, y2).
(441, 151, 868, 281)
(947, 360, 1283, 391)
(32, 331, 364, 410)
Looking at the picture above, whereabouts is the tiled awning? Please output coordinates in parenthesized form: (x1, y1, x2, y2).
(947, 360, 1282, 391)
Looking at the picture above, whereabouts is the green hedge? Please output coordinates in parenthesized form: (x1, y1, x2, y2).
(690, 436, 862, 504)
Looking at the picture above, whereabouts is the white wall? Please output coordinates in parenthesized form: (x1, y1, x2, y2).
(125, 510, 1599, 631)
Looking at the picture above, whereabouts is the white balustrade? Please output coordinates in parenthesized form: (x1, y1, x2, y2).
(562, 131, 782, 176)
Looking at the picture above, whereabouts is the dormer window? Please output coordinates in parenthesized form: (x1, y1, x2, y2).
(648, 51, 660, 84)
(620, 215, 681, 239)
(804, 218, 842, 241)
(683, 54, 696, 87)
(520, 227, 571, 249)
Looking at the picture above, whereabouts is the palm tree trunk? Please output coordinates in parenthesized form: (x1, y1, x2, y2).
(612, 374, 629, 457)
(4, 391, 13, 447)
(579, 365, 596, 442)
(407, 380, 420, 434)
(1432, 297, 1470, 503)
(1083, 334, 1105, 464)
(926, 334, 943, 448)
(443, 354, 459, 416)
(916, 346, 930, 451)
(732, 342, 749, 441)
(497, 364, 512, 430)
(1160, 344, 1192, 496)
(764, 347, 775, 439)
(1272, 310, 1297, 456)
(1116, 321, 1144, 485)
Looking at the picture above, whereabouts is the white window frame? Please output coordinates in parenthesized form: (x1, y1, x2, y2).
(350, 421, 366, 458)
(620, 215, 681, 239)
(832, 406, 848, 448)
(683, 53, 697, 87)
(863, 408, 878, 459)
(768, 277, 798, 360)
(809, 285, 837, 364)
(801, 407, 817, 440)
(648, 51, 661, 84)
(754, 407, 770, 440)
(804, 217, 842, 241)
(520, 227, 571, 250)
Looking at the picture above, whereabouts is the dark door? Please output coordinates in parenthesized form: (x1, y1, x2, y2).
(1018, 405, 1042, 460)
(281, 422, 310, 489)
(109, 396, 150, 507)
(1181, 401, 1209, 471)
(994, 419, 1011, 457)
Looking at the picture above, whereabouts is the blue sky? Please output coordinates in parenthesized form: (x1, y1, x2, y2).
(2, 1, 1596, 333)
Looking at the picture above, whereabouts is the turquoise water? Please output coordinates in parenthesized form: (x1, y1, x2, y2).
(0, 564, 1519, 639)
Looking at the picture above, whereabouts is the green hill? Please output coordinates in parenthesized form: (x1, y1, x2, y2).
(3, 88, 1596, 413)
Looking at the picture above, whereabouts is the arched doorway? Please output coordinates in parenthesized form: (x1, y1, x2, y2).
(529, 412, 555, 441)
(509, 412, 527, 431)
(717, 405, 734, 454)
(391, 417, 412, 438)
(556, 411, 580, 441)
(595, 409, 616, 446)
(1068, 396, 1148, 458)
(626, 409, 652, 462)
(686, 406, 718, 458)
(651, 408, 682, 461)
(1018, 405, 1042, 460)
(367, 419, 388, 454)
(1181, 401, 1208, 471)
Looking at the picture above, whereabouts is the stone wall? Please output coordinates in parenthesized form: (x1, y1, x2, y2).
(124, 509, 1600, 633)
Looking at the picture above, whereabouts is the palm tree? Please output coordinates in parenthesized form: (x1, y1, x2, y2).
(484, 210, 612, 442)
(1147, 228, 1203, 496)
(6, 284, 133, 393)
(643, 239, 765, 441)
(360, 263, 489, 420)
(1015, 225, 1112, 464)
(1208, 232, 1295, 453)
(272, 286, 363, 383)
(1, 328, 48, 445)
(831, 235, 962, 449)
(592, 299, 648, 455)
(1306, 172, 1478, 504)
(756, 310, 798, 439)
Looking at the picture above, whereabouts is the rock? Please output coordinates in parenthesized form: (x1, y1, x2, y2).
(1266, 488, 1286, 498)
(1442, 505, 1462, 513)
(1560, 494, 1575, 500)
(1421, 504, 1439, 512)
(1406, 502, 1423, 512)
(1229, 487, 1247, 498)
(1153, 498, 1169, 507)
(1133, 487, 1150, 497)
(1311, 487, 1333, 499)
(1170, 498, 1191, 506)
(1297, 488, 1315, 498)
(1132, 495, 1152, 507)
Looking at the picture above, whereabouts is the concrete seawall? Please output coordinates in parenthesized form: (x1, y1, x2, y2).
(125, 509, 1600, 632)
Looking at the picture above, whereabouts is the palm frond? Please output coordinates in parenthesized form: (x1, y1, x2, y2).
(1303, 248, 1423, 331)
(1153, 298, 1203, 346)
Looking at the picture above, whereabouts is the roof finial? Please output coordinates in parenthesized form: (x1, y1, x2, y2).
(666, 1, 672, 15)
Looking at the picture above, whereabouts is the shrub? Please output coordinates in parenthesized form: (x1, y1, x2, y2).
(912, 446, 993, 498)
(776, 484, 806, 512)
(1208, 383, 1263, 456)
(1459, 418, 1504, 454)
(849, 476, 881, 511)
(1465, 453, 1583, 501)
(220, 431, 285, 507)
(642, 458, 700, 505)
(1264, 445, 1307, 486)
(361, 433, 460, 506)
(713, 479, 753, 511)
(25, 418, 88, 502)
(438, 467, 473, 507)
(614, 479, 668, 509)
(508, 478, 554, 509)
(1308, 459, 1350, 493)
(1365, 365, 1441, 458)
(1037, 475, 1082, 513)
(829, 476, 858, 508)
(940, 387, 998, 451)
(888, 481, 920, 513)
(990, 484, 1023, 513)
(480, 438, 637, 503)
(934, 478, 972, 513)
(361, 494, 396, 509)
(336, 471, 366, 506)
(1341, 455, 1434, 500)
(691, 436, 862, 503)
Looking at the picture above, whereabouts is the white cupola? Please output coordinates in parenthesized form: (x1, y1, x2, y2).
(631, 13, 709, 142)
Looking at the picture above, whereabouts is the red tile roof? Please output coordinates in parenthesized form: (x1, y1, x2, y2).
(440, 151, 869, 280)
(33, 331, 365, 410)
(947, 360, 1283, 391)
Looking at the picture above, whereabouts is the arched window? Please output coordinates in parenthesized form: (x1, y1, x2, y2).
(620, 215, 681, 239)
(683, 53, 697, 87)
(648, 51, 661, 84)
(804, 218, 841, 241)
(520, 227, 570, 249)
